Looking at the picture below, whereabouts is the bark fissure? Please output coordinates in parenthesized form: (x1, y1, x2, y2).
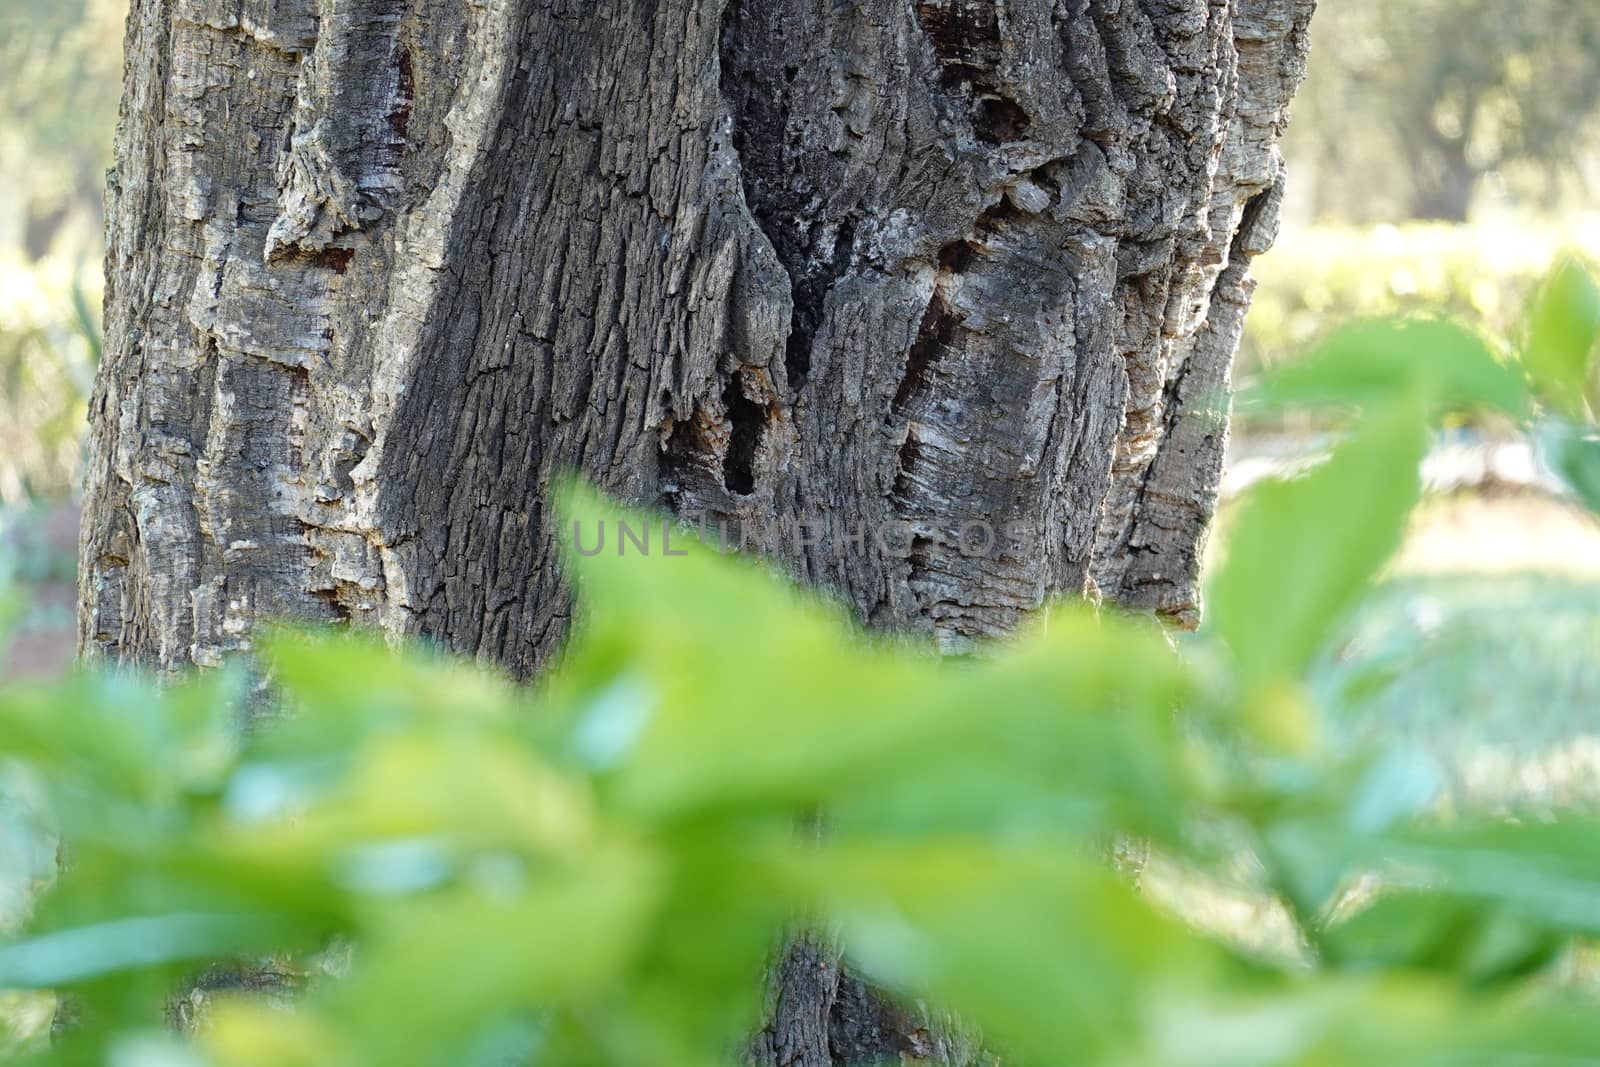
(720, 4, 861, 394)
(914, 0, 1032, 145)
(721, 372, 768, 496)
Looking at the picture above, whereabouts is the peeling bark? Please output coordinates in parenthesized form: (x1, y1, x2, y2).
(82, 0, 1315, 1057)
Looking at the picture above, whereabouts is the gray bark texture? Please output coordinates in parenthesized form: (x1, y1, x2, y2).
(82, 0, 1314, 1058)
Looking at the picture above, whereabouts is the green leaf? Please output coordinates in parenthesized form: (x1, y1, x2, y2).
(1384, 818, 1600, 938)
(1325, 891, 1561, 985)
(308, 844, 662, 1067)
(1209, 395, 1428, 686)
(0, 912, 293, 987)
(827, 605, 1195, 844)
(554, 481, 1193, 836)
(1273, 816, 1600, 950)
(1249, 318, 1526, 418)
(1524, 258, 1600, 415)
(1540, 421, 1600, 514)
(791, 841, 1213, 1064)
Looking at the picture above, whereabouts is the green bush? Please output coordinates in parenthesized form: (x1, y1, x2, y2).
(0, 264, 1597, 1066)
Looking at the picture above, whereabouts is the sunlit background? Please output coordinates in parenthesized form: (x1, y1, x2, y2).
(2, 1, 1597, 750)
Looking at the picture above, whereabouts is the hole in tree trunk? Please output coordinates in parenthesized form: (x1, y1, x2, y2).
(722, 373, 765, 496)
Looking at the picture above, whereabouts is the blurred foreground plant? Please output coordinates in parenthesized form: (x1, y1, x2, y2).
(0, 262, 1598, 1066)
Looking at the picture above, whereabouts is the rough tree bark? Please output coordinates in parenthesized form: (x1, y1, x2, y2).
(81, 0, 1314, 1059)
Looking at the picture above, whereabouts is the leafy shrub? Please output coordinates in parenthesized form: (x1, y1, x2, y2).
(0, 263, 1597, 1066)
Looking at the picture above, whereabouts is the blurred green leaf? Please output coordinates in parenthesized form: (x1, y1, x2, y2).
(1249, 318, 1526, 418)
(3, 454, 1599, 1067)
(1524, 258, 1600, 415)
(1382, 819, 1600, 938)
(1540, 422, 1600, 514)
(792, 841, 1213, 1063)
(555, 483, 1190, 838)
(1325, 892, 1561, 985)
(0, 913, 295, 987)
(1209, 394, 1428, 688)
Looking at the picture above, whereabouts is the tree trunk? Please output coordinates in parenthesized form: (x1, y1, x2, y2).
(1408, 135, 1478, 223)
(80, 0, 1314, 1056)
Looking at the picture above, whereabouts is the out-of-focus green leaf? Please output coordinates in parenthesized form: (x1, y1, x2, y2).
(826, 605, 1194, 844)
(1382, 819, 1600, 938)
(0, 912, 295, 987)
(1324, 892, 1561, 985)
(1524, 258, 1600, 415)
(553, 482, 1191, 838)
(257, 844, 661, 1067)
(0, 670, 240, 807)
(551, 481, 918, 819)
(260, 629, 519, 740)
(1270, 814, 1600, 955)
(1248, 318, 1527, 418)
(1540, 421, 1600, 514)
(233, 730, 594, 865)
(1208, 395, 1428, 688)
(8, 448, 1600, 1067)
(789, 841, 1214, 1064)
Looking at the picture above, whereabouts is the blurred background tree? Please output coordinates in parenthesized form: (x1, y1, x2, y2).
(0, 0, 117, 510)
(0, 0, 122, 261)
(1285, 0, 1600, 224)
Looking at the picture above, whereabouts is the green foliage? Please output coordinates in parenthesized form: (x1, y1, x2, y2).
(1210, 393, 1427, 694)
(1524, 259, 1600, 417)
(2, 266, 1600, 1065)
(1251, 319, 1526, 419)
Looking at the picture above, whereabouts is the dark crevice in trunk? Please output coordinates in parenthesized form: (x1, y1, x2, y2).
(974, 95, 1030, 144)
(973, 195, 1023, 237)
(893, 436, 924, 498)
(657, 373, 769, 502)
(828, 972, 934, 1063)
(914, 0, 1031, 145)
(659, 412, 709, 502)
(890, 242, 966, 539)
(388, 46, 413, 143)
(720, 4, 860, 393)
(310, 586, 355, 622)
(907, 533, 935, 576)
(781, 214, 857, 390)
(892, 285, 960, 416)
(722, 372, 765, 496)
(308, 246, 356, 273)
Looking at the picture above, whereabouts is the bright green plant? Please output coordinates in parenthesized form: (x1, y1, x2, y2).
(0, 262, 1598, 1066)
